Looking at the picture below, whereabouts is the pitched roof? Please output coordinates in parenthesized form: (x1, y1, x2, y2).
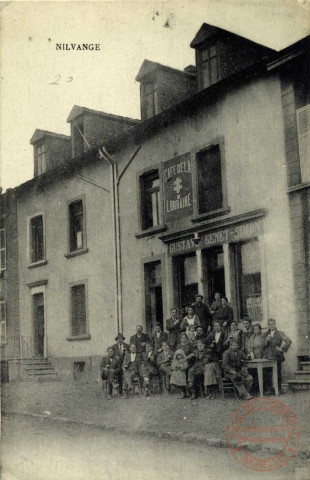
(66, 105, 140, 124)
(135, 59, 196, 82)
(30, 129, 70, 145)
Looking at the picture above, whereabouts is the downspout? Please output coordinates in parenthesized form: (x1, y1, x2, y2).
(109, 160, 120, 332)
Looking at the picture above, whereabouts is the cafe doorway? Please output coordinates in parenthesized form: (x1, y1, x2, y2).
(203, 248, 225, 305)
(174, 253, 198, 313)
(144, 261, 163, 336)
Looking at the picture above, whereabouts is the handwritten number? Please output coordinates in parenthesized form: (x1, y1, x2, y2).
(50, 74, 61, 85)
(49, 75, 73, 85)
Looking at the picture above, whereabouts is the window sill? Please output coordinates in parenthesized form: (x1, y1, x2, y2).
(135, 224, 167, 239)
(66, 334, 91, 342)
(65, 247, 89, 259)
(27, 259, 48, 269)
(191, 207, 230, 223)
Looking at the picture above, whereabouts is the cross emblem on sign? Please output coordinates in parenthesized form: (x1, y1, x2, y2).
(174, 177, 183, 195)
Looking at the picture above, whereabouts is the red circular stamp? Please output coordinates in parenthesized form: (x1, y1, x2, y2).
(226, 398, 300, 471)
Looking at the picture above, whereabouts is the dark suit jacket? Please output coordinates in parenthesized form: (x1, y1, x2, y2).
(192, 302, 212, 331)
(222, 348, 247, 375)
(166, 317, 181, 348)
(152, 331, 168, 353)
(262, 329, 292, 363)
(207, 331, 226, 360)
(100, 356, 121, 376)
(122, 352, 143, 372)
(129, 333, 151, 353)
(112, 342, 130, 361)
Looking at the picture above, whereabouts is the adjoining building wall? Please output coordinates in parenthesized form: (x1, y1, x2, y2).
(117, 72, 298, 378)
(16, 160, 117, 379)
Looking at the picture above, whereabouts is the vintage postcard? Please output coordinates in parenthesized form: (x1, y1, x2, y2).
(1, 1, 310, 479)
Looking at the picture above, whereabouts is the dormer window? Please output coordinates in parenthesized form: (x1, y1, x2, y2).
(142, 82, 159, 119)
(201, 44, 218, 88)
(35, 143, 46, 175)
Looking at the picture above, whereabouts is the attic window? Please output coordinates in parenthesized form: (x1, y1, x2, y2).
(201, 44, 218, 88)
(35, 143, 46, 175)
(143, 82, 159, 119)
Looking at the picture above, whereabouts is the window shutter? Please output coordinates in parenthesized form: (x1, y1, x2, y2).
(296, 105, 310, 183)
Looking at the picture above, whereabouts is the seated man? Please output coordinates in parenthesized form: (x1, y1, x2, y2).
(152, 323, 168, 356)
(222, 340, 253, 400)
(122, 343, 142, 398)
(225, 321, 243, 350)
(100, 347, 121, 400)
(188, 340, 218, 400)
(157, 341, 174, 391)
(130, 325, 151, 354)
(141, 342, 159, 396)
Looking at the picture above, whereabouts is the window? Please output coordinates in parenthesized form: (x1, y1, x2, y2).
(296, 105, 310, 183)
(69, 200, 84, 251)
(35, 143, 46, 175)
(0, 229, 6, 271)
(0, 301, 6, 345)
(71, 284, 87, 336)
(197, 145, 223, 214)
(235, 240, 262, 321)
(30, 215, 44, 263)
(201, 44, 218, 88)
(143, 82, 158, 119)
(141, 171, 161, 230)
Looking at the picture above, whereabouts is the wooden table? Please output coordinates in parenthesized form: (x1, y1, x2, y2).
(245, 359, 278, 397)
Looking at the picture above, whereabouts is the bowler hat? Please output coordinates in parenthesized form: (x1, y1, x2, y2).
(115, 333, 125, 341)
(195, 294, 203, 299)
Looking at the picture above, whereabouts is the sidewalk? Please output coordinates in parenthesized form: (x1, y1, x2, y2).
(2, 381, 310, 458)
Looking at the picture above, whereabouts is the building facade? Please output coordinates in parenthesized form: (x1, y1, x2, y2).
(2, 23, 309, 383)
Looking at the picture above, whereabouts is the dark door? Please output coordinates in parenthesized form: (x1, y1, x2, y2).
(33, 293, 44, 356)
(205, 248, 225, 305)
(175, 253, 198, 312)
(144, 261, 163, 335)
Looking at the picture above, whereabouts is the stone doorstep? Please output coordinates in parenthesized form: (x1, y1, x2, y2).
(3, 410, 310, 460)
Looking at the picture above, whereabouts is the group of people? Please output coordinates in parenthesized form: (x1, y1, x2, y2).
(100, 293, 292, 401)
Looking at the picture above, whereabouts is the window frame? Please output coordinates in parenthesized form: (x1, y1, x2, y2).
(66, 195, 88, 257)
(27, 212, 46, 267)
(0, 228, 6, 272)
(191, 138, 229, 223)
(35, 141, 47, 176)
(141, 81, 159, 119)
(67, 279, 90, 341)
(136, 164, 166, 237)
(197, 41, 219, 90)
(0, 300, 6, 345)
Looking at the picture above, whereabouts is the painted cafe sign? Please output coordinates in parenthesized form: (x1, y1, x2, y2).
(168, 219, 263, 256)
(163, 153, 193, 220)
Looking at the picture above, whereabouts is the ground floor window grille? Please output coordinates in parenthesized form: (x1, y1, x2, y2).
(71, 284, 87, 336)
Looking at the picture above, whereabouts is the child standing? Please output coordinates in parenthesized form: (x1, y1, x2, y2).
(170, 349, 188, 399)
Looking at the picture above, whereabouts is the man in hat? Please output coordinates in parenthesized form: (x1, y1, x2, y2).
(166, 307, 181, 351)
(192, 294, 212, 333)
(222, 340, 253, 400)
(112, 333, 129, 394)
(130, 325, 151, 354)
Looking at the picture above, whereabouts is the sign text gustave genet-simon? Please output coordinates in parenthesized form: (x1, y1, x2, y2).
(168, 219, 263, 256)
(163, 153, 193, 220)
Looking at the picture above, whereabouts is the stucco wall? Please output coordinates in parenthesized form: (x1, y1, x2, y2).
(17, 160, 117, 360)
(117, 73, 298, 373)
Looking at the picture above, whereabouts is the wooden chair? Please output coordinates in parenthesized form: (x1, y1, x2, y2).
(131, 376, 142, 396)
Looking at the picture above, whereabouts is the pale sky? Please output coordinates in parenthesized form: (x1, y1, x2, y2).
(1, 0, 309, 191)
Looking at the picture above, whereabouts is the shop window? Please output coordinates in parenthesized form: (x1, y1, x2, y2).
(296, 105, 310, 183)
(69, 200, 85, 251)
(30, 215, 44, 263)
(200, 44, 218, 88)
(0, 229, 6, 271)
(35, 143, 46, 175)
(142, 82, 158, 119)
(197, 145, 223, 214)
(0, 301, 6, 345)
(140, 170, 161, 230)
(71, 284, 87, 337)
(235, 240, 262, 321)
